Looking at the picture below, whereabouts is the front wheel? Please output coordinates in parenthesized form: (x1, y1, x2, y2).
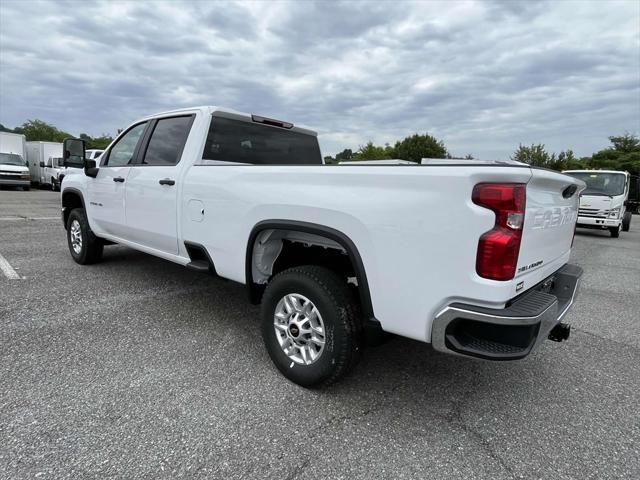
(609, 225, 620, 238)
(66, 208, 103, 264)
(261, 266, 363, 388)
(622, 212, 632, 232)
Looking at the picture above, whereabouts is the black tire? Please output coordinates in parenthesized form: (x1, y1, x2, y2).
(609, 225, 620, 238)
(66, 208, 103, 264)
(622, 212, 632, 232)
(261, 266, 363, 388)
(22, 186, 30, 191)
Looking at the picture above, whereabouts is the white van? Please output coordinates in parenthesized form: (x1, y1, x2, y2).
(562, 169, 632, 237)
(26, 141, 63, 186)
(0, 131, 30, 190)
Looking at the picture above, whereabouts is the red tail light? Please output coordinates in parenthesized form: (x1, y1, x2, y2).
(472, 183, 526, 281)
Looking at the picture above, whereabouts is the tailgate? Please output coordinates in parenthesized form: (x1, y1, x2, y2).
(517, 168, 584, 283)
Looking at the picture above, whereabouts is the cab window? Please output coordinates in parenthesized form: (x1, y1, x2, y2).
(140, 116, 193, 166)
(104, 123, 147, 167)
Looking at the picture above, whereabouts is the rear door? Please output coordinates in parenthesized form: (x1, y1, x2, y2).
(87, 122, 148, 237)
(124, 115, 194, 254)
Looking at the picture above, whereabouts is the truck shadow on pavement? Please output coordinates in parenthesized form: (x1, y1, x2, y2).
(93, 246, 551, 405)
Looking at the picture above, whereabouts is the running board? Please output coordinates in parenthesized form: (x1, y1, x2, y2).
(184, 241, 217, 275)
(185, 260, 210, 273)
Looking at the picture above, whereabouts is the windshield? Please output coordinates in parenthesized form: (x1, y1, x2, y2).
(0, 152, 26, 166)
(565, 172, 627, 197)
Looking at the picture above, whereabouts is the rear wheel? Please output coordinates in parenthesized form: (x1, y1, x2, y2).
(66, 208, 103, 264)
(609, 225, 620, 238)
(261, 266, 363, 388)
(622, 212, 632, 232)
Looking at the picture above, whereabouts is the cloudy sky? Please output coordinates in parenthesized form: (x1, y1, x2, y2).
(1, 0, 638, 159)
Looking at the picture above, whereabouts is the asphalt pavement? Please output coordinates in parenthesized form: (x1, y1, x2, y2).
(1, 189, 639, 479)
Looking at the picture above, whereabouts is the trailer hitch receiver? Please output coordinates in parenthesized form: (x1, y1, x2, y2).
(548, 322, 571, 342)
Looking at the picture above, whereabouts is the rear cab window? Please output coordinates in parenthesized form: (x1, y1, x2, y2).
(202, 116, 321, 165)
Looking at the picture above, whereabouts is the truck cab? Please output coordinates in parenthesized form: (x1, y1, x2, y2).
(562, 170, 632, 237)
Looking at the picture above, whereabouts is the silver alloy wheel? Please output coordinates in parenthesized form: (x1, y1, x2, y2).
(70, 219, 83, 255)
(273, 293, 326, 365)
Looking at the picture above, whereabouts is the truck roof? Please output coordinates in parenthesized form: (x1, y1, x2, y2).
(138, 106, 318, 137)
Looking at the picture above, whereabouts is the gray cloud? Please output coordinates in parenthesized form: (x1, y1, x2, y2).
(0, 0, 638, 159)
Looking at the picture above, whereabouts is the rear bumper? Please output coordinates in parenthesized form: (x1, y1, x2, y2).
(431, 263, 583, 360)
(577, 216, 620, 228)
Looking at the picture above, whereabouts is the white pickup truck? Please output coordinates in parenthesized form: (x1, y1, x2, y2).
(61, 106, 584, 387)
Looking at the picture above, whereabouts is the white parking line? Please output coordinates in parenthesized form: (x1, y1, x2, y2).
(0, 216, 59, 221)
(0, 253, 20, 280)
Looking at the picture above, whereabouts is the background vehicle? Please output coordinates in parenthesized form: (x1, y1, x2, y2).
(627, 174, 640, 214)
(44, 156, 65, 191)
(26, 141, 62, 187)
(60, 106, 584, 387)
(0, 131, 30, 190)
(60, 149, 104, 188)
(85, 149, 104, 162)
(563, 169, 632, 237)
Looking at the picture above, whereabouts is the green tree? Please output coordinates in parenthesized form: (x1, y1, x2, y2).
(393, 133, 447, 163)
(335, 149, 354, 162)
(13, 119, 72, 142)
(353, 141, 392, 160)
(511, 144, 555, 167)
(584, 133, 640, 175)
(608, 133, 640, 153)
(86, 135, 113, 150)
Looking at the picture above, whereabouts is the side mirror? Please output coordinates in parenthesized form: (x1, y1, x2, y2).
(39, 161, 45, 168)
(63, 138, 86, 168)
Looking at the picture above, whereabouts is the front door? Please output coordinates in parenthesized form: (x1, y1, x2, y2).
(87, 122, 147, 238)
(124, 115, 194, 255)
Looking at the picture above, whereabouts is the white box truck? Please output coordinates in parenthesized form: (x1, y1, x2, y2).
(0, 131, 30, 190)
(563, 169, 633, 237)
(26, 141, 63, 186)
